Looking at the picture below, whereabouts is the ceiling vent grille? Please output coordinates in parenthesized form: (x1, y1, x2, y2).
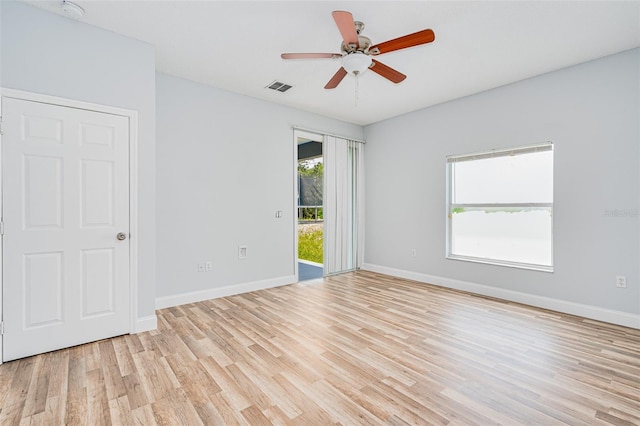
(266, 81, 293, 92)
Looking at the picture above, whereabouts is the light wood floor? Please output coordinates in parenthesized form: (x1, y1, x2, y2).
(1, 271, 639, 425)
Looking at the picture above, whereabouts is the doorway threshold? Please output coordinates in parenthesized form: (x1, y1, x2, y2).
(298, 259, 323, 281)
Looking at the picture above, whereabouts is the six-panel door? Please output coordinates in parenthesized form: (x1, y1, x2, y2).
(2, 97, 130, 361)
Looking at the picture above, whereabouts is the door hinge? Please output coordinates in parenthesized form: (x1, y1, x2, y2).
(0, 221, 4, 236)
(0, 116, 3, 135)
(0, 322, 4, 336)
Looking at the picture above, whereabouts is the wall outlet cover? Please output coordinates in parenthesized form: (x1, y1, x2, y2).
(239, 246, 248, 259)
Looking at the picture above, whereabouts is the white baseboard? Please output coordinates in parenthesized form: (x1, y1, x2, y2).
(155, 275, 297, 310)
(362, 263, 640, 330)
(133, 315, 157, 333)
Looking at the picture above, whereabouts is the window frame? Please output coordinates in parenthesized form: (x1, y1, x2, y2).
(445, 143, 554, 272)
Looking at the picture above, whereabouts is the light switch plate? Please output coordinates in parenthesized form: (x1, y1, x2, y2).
(238, 246, 248, 259)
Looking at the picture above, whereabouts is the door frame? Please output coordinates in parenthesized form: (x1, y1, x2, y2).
(0, 88, 139, 364)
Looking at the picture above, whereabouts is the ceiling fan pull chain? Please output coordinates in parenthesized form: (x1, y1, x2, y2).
(355, 74, 359, 107)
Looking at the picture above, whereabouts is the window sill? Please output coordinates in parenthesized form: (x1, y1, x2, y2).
(446, 254, 554, 273)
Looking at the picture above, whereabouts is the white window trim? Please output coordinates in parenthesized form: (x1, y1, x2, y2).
(445, 142, 554, 272)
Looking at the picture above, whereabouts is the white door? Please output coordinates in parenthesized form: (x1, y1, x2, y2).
(2, 97, 130, 361)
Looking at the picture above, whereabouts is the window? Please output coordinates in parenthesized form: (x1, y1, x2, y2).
(446, 143, 553, 271)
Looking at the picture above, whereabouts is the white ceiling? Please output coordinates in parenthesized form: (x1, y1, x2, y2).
(22, 1, 640, 126)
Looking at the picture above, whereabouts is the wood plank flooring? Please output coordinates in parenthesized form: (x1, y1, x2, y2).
(1, 271, 639, 425)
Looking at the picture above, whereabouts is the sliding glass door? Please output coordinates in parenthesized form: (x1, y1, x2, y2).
(294, 129, 364, 279)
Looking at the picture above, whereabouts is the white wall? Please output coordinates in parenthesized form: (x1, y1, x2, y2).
(155, 73, 362, 305)
(4, 1, 636, 329)
(0, 1, 157, 326)
(363, 48, 640, 326)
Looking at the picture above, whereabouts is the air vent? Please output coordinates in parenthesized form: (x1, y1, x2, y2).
(266, 81, 293, 92)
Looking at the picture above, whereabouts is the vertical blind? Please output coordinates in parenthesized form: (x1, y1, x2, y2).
(324, 136, 364, 275)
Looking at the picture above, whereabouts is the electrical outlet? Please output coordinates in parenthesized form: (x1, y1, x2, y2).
(411, 249, 417, 258)
(205, 261, 212, 271)
(616, 276, 626, 288)
(198, 263, 205, 272)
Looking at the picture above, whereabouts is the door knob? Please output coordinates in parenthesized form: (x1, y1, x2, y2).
(116, 232, 127, 241)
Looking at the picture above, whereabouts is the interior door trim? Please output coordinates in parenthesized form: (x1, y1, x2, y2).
(0, 88, 140, 364)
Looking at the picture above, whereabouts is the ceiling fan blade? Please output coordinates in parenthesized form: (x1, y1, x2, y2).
(370, 29, 435, 55)
(324, 67, 348, 89)
(332, 11, 359, 46)
(370, 59, 406, 84)
(281, 53, 342, 60)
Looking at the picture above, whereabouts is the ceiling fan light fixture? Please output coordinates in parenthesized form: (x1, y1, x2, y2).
(341, 53, 372, 76)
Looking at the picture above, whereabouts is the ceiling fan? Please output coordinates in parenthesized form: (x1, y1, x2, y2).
(281, 11, 435, 89)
